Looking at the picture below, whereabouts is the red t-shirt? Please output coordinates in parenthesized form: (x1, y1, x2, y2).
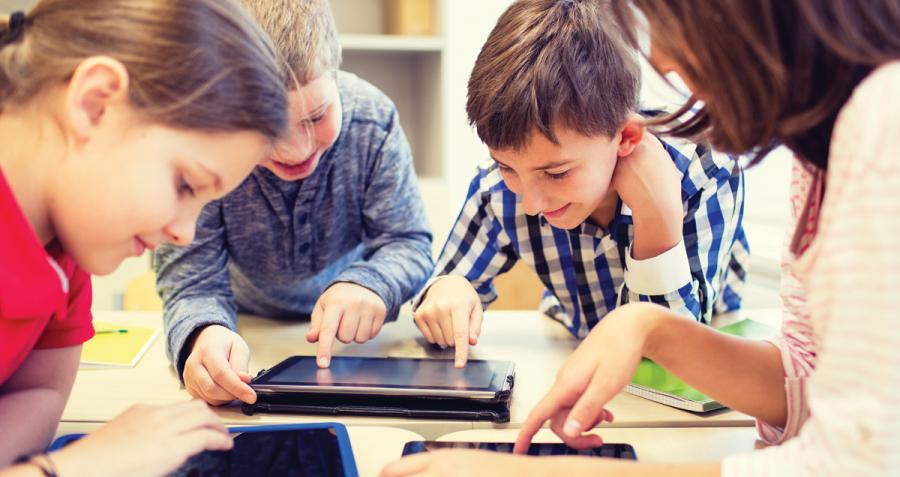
(0, 168, 94, 385)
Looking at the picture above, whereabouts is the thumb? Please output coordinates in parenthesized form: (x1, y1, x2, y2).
(228, 336, 252, 375)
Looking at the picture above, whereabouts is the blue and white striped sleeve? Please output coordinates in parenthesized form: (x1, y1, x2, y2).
(413, 167, 519, 310)
(618, 145, 746, 324)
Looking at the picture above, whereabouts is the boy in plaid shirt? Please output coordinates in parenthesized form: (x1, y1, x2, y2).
(413, 0, 748, 366)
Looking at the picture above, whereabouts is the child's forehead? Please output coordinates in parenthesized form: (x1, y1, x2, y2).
(494, 126, 615, 154)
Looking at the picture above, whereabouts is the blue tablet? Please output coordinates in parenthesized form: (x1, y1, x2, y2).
(50, 422, 358, 477)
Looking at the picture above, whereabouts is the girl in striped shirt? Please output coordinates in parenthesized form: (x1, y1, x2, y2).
(381, 0, 900, 476)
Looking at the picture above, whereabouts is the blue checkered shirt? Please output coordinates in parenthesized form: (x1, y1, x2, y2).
(417, 137, 749, 338)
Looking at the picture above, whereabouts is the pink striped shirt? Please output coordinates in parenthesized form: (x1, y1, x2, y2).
(723, 62, 900, 475)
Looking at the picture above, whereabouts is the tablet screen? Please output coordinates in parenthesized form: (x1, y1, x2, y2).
(171, 427, 347, 477)
(402, 441, 637, 459)
(254, 356, 504, 391)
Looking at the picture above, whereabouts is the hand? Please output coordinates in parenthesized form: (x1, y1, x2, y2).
(307, 282, 388, 368)
(183, 325, 255, 405)
(612, 133, 682, 218)
(52, 401, 232, 477)
(612, 133, 684, 260)
(380, 450, 536, 477)
(413, 275, 484, 367)
(514, 303, 663, 453)
(380, 449, 620, 477)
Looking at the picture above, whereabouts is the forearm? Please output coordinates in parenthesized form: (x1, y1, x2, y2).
(0, 388, 68, 465)
(336, 237, 433, 318)
(643, 308, 787, 426)
(0, 465, 47, 476)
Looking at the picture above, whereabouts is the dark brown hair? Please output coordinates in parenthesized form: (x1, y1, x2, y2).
(0, 0, 288, 139)
(241, 0, 342, 86)
(612, 0, 900, 169)
(467, 0, 640, 151)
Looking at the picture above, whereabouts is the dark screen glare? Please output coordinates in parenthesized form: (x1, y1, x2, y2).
(258, 357, 497, 390)
(170, 428, 347, 477)
(401, 441, 637, 459)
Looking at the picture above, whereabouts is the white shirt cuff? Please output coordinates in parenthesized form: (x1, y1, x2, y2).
(624, 239, 692, 295)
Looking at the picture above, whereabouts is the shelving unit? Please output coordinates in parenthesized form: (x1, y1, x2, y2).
(332, 0, 445, 178)
(340, 33, 443, 52)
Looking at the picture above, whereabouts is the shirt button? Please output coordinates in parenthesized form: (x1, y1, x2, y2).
(298, 243, 310, 254)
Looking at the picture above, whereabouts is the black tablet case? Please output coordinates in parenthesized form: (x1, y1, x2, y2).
(242, 370, 514, 423)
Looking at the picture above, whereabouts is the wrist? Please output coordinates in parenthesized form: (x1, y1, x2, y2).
(49, 448, 84, 477)
(635, 304, 677, 361)
(631, 214, 681, 260)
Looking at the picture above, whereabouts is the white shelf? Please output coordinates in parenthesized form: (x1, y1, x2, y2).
(340, 34, 443, 52)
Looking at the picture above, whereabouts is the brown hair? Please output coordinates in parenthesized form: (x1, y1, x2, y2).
(467, 0, 640, 151)
(612, 0, 900, 169)
(240, 0, 342, 86)
(0, 0, 288, 139)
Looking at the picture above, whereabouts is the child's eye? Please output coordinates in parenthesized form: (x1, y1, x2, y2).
(302, 114, 325, 126)
(497, 164, 515, 174)
(544, 170, 570, 180)
(178, 178, 196, 197)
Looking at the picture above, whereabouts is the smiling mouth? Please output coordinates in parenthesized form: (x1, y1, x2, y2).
(542, 203, 571, 218)
(134, 237, 153, 256)
(271, 152, 317, 176)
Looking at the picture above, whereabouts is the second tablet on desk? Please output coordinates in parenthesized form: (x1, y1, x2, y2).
(242, 356, 516, 422)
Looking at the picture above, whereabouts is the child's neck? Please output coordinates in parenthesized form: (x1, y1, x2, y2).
(0, 112, 59, 245)
(590, 188, 619, 228)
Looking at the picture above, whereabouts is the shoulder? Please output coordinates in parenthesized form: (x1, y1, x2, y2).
(837, 62, 900, 137)
(657, 134, 740, 198)
(831, 61, 900, 176)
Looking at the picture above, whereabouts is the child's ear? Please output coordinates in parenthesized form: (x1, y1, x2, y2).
(616, 115, 646, 158)
(64, 56, 130, 141)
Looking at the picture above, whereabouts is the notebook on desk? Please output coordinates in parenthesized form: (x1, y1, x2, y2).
(625, 319, 777, 412)
(79, 321, 160, 369)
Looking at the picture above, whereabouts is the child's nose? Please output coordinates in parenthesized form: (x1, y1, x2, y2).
(162, 213, 198, 246)
(521, 189, 547, 216)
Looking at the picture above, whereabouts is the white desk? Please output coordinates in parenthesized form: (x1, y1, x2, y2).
(62, 310, 761, 439)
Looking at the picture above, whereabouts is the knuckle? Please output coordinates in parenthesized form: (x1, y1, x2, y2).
(199, 380, 220, 396)
(208, 366, 229, 383)
(336, 331, 353, 344)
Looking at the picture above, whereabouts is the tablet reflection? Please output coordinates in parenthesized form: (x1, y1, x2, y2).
(171, 428, 345, 477)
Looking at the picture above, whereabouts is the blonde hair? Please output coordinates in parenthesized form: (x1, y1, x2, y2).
(0, 0, 288, 139)
(241, 0, 342, 86)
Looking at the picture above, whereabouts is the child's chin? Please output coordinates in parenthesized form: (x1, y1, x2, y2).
(546, 216, 582, 230)
(80, 253, 126, 277)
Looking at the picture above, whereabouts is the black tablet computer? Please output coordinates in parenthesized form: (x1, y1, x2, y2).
(243, 356, 516, 421)
(250, 356, 515, 400)
(50, 423, 359, 477)
(402, 441, 637, 460)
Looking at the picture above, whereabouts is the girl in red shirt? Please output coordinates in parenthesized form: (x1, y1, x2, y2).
(0, 1, 287, 475)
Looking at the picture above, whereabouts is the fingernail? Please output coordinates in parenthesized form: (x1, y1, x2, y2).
(318, 356, 329, 367)
(455, 358, 464, 367)
(564, 419, 582, 438)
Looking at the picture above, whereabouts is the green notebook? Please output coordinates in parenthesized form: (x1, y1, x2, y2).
(625, 318, 776, 412)
(80, 321, 160, 369)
